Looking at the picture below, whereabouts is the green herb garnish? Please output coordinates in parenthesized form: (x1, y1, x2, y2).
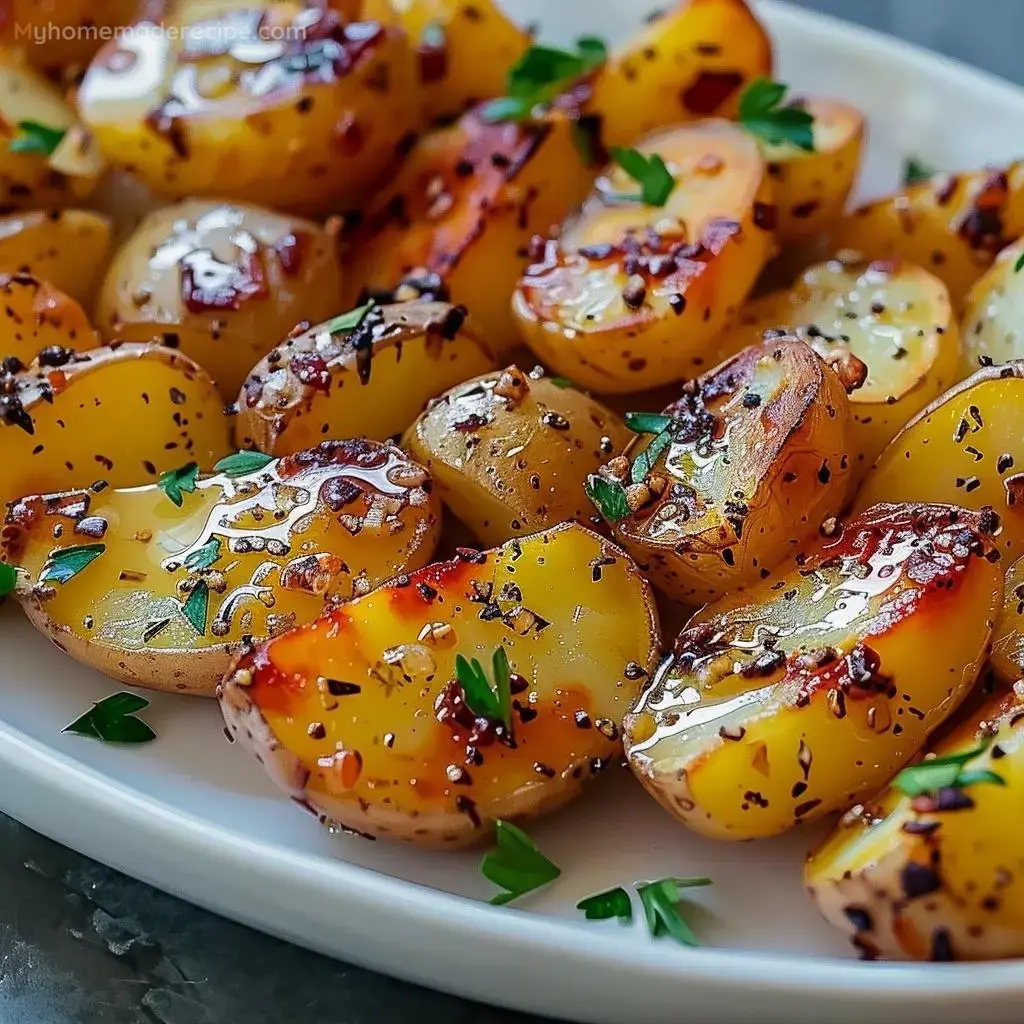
(625, 411, 674, 483)
(184, 538, 222, 571)
(893, 741, 1005, 797)
(625, 412, 672, 434)
(637, 877, 712, 946)
(181, 580, 210, 636)
(455, 646, 513, 734)
(63, 692, 156, 744)
(738, 78, 814, 152)
(214, 450, 274, 476)
(609, 147, 675, 206)
(324, 300, 376, 335)
(158, 462, 200, 508)
(548, 376, 576, 389)
(481, 819, 561, 905)
(576, 886, 633, 921)
(0, 562, 17, 597)
(1015, 252, 1024, 274)
(39, 543, 104, 585)
(10, 120, 66, 156)
(903, 156, 936, 186)
(585, 474, 631, 523)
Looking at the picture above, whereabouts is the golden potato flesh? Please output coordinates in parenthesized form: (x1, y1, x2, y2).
(2, 439, 441, 696)
(96, 200, 345, 399)
(77, 2, 417, 214)
(0, 343, 232, 513)
(219, 522, 660, 847)
(624, 502, 1002, 841)
(513, 119, 775, 393)
(857, 361, 1024, 562)
(807, 687, 1024, 961)
(990, 556, 1024, 684)
(755, 96, 864, 246)
(403, 365, 630, 548)
(960, 238, 1024, 377)
(0, 272, 99, 366)
(595, 337, 852, 604)
(714, 257, 960, 480)
(0, 210, 112, 307)
(236, 301, 496, 454)
(586, 0, 773, 150)
(834, 163, 1024, 307)
(341, 106, 595, 356)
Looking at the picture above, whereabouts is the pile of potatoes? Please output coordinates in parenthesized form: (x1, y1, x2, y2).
(2, 0, 1024, 964)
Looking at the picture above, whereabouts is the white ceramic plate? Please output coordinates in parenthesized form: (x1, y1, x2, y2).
(3, 2, 1024, 1021)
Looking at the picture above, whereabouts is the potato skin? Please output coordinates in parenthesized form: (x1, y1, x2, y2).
(806, 688, 1024, 961)
(513, 119, 775, 393)
(585, 0, 772, 150)
(403, 365, 629, 547)
(96, 200, 345, 399)
(624, 503, 1002, 841)
(77, 2, 418, 214)
(960, 238, 1024, 376)
(237, 301, 496, 454)
(1, 440, 440, 696)
(598, 337, 853, 604)
(219, 522, 661, 847)
(0, 272, 99, 366)
(0, 343, 232, 512)
(341, 106, 596, 356)
(834, 163, 1024, 307)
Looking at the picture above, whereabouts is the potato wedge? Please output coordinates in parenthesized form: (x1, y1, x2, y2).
(341, 106, 595, 356)
(806, 687, 1024, 961)
(624, 502, 1002, 841)
(403, 365, 629, 547)
(834, 163, 1024, 306)
(219, 522, 660, 846)
(236, 301, 495, 454)
(77, 2, 417, 214)
(512, 119, 775, 393)
(857, 361, 1024, 560)
(593, 337, 852, 604)
(0, 272, 100, 366)
(0, 210, 112, 307)
(990, 556, 1024, 684)
(0, 343, 232, 513)
(96, 199, 346, 399)
(586, 0, 772, 150)
(960, 238, 1024, 376)
(2, 440, 441, 696)
(714, 257, 960, 479)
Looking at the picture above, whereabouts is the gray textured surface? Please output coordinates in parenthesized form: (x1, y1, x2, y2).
(3, 3, 1021, 1023)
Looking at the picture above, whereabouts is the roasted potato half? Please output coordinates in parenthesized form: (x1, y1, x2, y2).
(513, 119, 775, 393)
(0, 210, 112, 307)
(237, 301, 495, 454)
(624, 502, 1002, 841)
(834, 164, 1024, 306)
(989, 556, 1024, 684)
(2, 440, 441, 695)
(0, 272, 100, 366)
(586, 0, 772, 150)
(341, 106, 595, 355)
(0, 343, 232, 513)
(219, 522, 660, 847)
(593, 337, 852, 604)
(0, 48, 104, 207)
(714, 257, 960, 479)
(96, 200, 345, 399)
(857, 361, 1024, 561)
(807, 687, 1024, 961)
(77, 2, 417, 214)
(403, 365, 629, 547)
(960, 238, 1024, 376)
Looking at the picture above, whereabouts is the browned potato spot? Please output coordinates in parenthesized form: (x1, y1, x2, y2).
(625, 503, 1002, 841)
(0, 272, 99, 367)
(513, 119, 775, 393)
(403, 365, 630, 547)
(594, 337, 852, 603)
(2, 440, 441, 696)
(219, 522, 660, 847)
(237, 301, 496, 454)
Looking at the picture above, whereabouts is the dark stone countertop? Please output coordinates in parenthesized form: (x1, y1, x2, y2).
(3, 3, 1022, 1022)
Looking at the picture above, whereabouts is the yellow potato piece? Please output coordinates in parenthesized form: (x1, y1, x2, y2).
(97, 199, 346, 399)
(513, 119, 775, 393)
(0, 272, 100, 367)
(598, 337, 852, 603)
(403, 365, 630, 547)
(960, 238, 1024, 377)
(624, 502, 1002, 841)
(0, 343, 232, 512)
(990, 555, 1024, 684)
(236, 301, 496, 454)
(714, 257, 960, 480)
(807, 687, 1024, 961)
(2, 440, 441, 696)
(219, 522, 660, 846)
